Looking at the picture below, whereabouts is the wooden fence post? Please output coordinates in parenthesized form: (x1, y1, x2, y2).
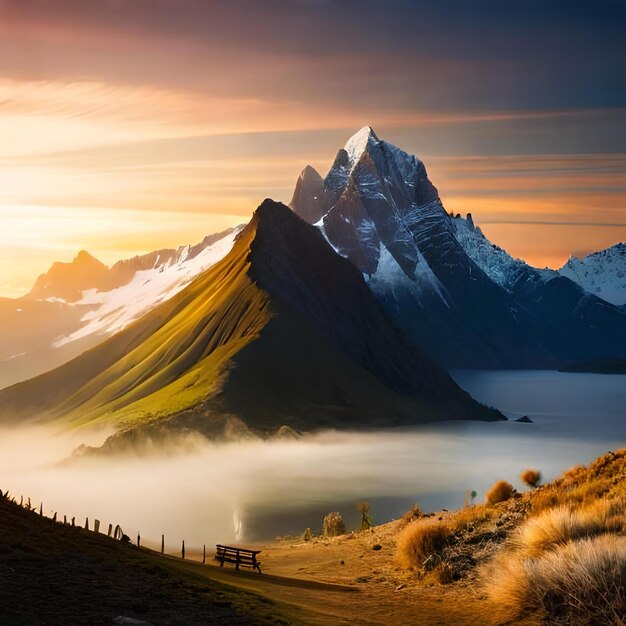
(27, 498, 31, 510)
(137, 533, 141, 547)
(71, 517, 75, 527)
(181, 540, 185, 559)
(85, 517, 89, 531)
(161, 534, 165, 555)
(94, 519, 100, 534)
(203, 544, 206, 565)
(52, 512, 57, 522)
(39, 503, 43, 516)
(64, 515, 67, 524)
(108, 524, 112, 537)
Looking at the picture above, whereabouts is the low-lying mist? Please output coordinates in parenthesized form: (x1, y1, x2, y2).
(0, 413, 618, 554)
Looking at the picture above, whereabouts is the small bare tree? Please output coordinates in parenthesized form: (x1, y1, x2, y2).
(357, 500, 373, 531)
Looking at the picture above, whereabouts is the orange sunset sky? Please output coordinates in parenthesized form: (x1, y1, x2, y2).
(1, 1, 625, 297)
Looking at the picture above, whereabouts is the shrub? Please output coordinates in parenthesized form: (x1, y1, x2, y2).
(396, 519, 450, 570)
(516, 500, 624, 558)
(400, 502, 423, 525)
(322, 512, 346, 537)
(485, 535, 626, 624)
(520, 468, 542, 488)
(485, 480, 515, 506)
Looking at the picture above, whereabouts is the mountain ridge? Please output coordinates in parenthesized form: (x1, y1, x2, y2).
(0, 200, 502, 446)
(559, 243, 626, 306)
(290, 127, 626, 369)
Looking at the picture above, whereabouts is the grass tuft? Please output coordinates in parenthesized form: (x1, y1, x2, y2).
(396, 519, 450, 571)
(485, 535, 626, 624)
(516, 500, 624, 558)
(485, 480, 515, 506)
(322, 512, 346, 537)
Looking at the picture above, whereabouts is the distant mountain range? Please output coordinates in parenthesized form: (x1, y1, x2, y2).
(559, 243, 626, 307)
(290, 127, 626, 368)
(0, 127, 624, 449)
(0, 201, 501, 449)
(0, 228, 241, 388)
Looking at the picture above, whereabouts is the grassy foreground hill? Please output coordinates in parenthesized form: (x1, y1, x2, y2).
(0, 201, 501, 448)
(0, 491, 287, 625)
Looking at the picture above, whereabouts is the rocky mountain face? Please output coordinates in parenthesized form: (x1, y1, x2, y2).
(290, 127, 626, 368)
(451, 214, 626, 365)
(0, 201, 502, 448)
(559, 243, 626, 306)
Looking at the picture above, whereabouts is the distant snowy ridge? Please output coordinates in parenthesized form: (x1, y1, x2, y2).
(559, 243, 626, 306)
(451, 213, 555, 292)
(54, 226, 243, 346)
(452, 213, 626, 307)
(0, 226, 244, 389)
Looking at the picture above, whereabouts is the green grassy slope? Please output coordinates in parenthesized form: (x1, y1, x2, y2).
(0, 222, 270, 428)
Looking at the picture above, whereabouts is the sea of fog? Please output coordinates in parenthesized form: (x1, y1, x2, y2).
(0, 370, 624, 553)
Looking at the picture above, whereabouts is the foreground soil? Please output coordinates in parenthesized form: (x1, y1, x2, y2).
(189, 529, 493, 626)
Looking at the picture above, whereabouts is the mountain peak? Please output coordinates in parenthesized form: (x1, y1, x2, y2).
(27, 250, 109, 302)
(301, 164, 322, 179)
(74, 250, 103, 265)
(344, 126, 379, 163)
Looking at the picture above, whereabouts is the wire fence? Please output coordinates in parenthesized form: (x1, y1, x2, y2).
(0, 488, 209, 564)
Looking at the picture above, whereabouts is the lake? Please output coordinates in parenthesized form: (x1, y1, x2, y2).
(1, 370, 624, 551)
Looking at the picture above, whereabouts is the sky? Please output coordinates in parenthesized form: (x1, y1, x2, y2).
(0, 0, 625, 297)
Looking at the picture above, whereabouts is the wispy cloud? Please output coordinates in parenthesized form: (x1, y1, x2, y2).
(0, 1, 624, 293)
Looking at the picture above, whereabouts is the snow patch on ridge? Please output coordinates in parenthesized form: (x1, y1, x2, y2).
(344, 126, 377, 167)
(53, 227, 242, 347)
(367, 242, 448, 306)
(452, 214, 554, 290)
(559, 244, 626, 305)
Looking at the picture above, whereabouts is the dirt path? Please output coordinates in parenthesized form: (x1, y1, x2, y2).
(171, 526, 496, 626)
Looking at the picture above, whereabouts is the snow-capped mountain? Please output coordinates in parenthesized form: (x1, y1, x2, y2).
(0, 227, 242, 389)
(559, 244, 626, 306)
(54, 227, 242, 346)
(291, 127, 626, 368)
(451, 213, 555, 292)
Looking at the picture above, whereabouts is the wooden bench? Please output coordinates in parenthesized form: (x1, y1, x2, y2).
(215, 544, 262, 573)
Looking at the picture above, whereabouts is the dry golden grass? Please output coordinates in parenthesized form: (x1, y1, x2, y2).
(520, 468, 541, 488)
(531, 450, 626, 515)
(396, 519, 450, 571)
(390, 450, 626, 617)
(485, 480, 515, 506)
(448, 503, 494, 532)
(516, 500, 624, 558)
(485, 535, 626, 624)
